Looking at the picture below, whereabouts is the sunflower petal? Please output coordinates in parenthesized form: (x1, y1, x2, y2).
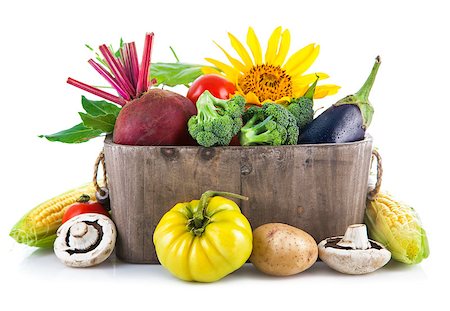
(295, 72, 329, 84)
(246, 27, 263, 65)
(228, 32, 253, 68)
(273, 29, 291, 66)
(243, 91, 261, 105)
(292, 85, 309, 98)
(265, 26, 282, 64)
(205, 58, 240, 82)
(288, 45, 321, 77)
(213, 41, 246, 72)
(272, 96, 291, 105)
(313, 84, 341, 99)
(201, 66, 222, 75)
(284, 44, 315, 74)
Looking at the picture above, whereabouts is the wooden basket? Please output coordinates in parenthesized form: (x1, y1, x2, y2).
(103, 136, 373, 263)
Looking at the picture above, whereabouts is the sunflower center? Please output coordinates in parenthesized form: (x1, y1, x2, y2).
(238, 64, 292, 103)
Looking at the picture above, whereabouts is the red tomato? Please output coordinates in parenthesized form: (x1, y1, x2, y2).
(187, 74, 236, 104)
(229, 135, 241, 146)
(62, 195, 110, 223)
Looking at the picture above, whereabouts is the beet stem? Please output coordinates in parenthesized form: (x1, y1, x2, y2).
(122, 45, 136, 86)
(128, 42, 140, 87)
(136, 32, 154, 96)
(99, 44, 136, 98)
(88, 59, 130, 100)
(67, 77, 126, 106)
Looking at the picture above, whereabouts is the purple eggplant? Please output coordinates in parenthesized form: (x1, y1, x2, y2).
(298, 56, 381, 144)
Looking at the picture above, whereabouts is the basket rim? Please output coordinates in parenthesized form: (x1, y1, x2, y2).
(104, 134, 373, 149)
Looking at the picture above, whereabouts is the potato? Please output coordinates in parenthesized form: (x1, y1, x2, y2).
(250, 223, 318, 276)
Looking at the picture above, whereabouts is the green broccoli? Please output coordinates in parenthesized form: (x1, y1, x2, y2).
(188, 91, 245, 147)
(287, 76, 318, 131)
(239, 103, 299, 146)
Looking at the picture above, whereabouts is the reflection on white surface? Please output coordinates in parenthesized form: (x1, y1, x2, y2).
(11, 244, 428, 283)
(0, 224, 440, 311)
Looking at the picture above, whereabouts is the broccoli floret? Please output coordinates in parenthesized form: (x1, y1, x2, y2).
(287, 75, 318, 131)
(287, 97, 314, 131)
(239, 103, 299, 146)
(188, 91, 245, 147)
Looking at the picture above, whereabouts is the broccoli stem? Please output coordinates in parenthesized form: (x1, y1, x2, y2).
(240, 130, 276, 146)
(240, 116, 275, 146)
(196, 91, 220, 123)
(242, 114, 271, 132)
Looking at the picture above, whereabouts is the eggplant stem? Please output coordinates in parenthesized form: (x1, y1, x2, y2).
(356, 56, 381, 101)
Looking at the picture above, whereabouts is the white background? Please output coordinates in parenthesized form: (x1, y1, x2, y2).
(1, 0, 448, 310)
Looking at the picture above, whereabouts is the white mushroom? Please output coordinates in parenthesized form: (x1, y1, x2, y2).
(54, 213, 117, 267)
(318, 224, 391, 275)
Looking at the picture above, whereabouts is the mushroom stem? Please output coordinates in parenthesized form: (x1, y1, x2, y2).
(71, 222, 88, 238)
(336, 224, 371, 250)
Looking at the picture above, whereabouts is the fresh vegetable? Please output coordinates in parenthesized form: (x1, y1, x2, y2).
(153, 190, 252, 282)
(287, 76, 318, 132)
(239, 103, 299, 146)
(186, 74, 236, 105)
(298, 56, 381, 144)
(54, 213, 117, 267)
(62, 194, 109, 224)
(365, 192, 429, 264)
(250, 223, 318, 276)
(318, 224, 391, 275)
(9, 183, 97, 248)
(42, 33, 196, 145)
(113, 88, 196, 145)
(187, 91, 245, 147)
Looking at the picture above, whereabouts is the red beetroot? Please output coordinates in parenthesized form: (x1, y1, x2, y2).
(67, 33, 198, 146)
(113, 89, 196, 145)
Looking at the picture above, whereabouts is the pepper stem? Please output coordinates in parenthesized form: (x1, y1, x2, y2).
(190, 190, 249, 236)
(355, 56, 381, 101)
(76, 194, 91, 203)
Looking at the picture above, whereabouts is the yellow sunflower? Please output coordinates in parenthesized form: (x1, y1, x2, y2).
(204, 27, 340, 105)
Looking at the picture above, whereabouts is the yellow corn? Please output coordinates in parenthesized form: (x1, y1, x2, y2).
(365, 192, 429, 264)
(10, 183, 97, 248)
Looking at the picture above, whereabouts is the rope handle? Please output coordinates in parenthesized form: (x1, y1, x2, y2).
(367, 149, 383, 201)
(93, 149, 108, 196)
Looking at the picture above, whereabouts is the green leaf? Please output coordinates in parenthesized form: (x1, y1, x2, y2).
(113, 38, 124, 58)
(81, 96, 121, 117)
(150, 62, 215, 87)
(39, 123, 103, 144)
(79, 112, 117, 133)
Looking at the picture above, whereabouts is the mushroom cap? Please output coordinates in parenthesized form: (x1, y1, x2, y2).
(54, 213, 116, 267)
(318, 237, 391, 275)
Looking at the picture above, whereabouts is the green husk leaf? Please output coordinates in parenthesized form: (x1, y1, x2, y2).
(39, 123, 103, 144)
(9, 182, 97, 247)
(79, 112, 117, 133)
(365, 194, 429, 264)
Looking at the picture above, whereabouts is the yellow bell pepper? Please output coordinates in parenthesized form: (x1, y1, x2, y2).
(153, 190, 253, 282)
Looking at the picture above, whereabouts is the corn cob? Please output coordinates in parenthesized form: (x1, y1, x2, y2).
(9, 183, 97, 248)
(365, 192, 429, 264)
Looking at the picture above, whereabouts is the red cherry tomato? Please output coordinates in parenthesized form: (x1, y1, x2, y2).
(62, 194, 110, 223)
(187, 74, 236, 105)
